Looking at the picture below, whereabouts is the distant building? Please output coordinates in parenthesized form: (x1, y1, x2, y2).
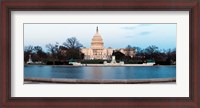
(81, 27, 135, 60)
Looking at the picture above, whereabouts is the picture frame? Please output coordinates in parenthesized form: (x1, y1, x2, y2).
(1, 0, 199, 108)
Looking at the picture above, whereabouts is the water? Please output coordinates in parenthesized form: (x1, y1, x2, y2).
(24, 65, 176, 80)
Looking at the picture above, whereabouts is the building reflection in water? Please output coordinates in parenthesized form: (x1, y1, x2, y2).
(91, 67, 103, 79)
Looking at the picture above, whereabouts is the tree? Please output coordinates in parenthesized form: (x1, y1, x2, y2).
(145, 45, 159, 55)
(57, 45, 68, 61)
(144, 45, 159, 60)
(33, 46, 47, 62)
(132, 46, 145, 63)
(63, 37, 83, 49)
(165, 48, 176, 64)
(133, 46, 145, 58)
(46, 43, 59, 64)
(112, 51, 125, 60)
(133, 46, 142, 54)
(24, 45, 34, 62)
(63, 37, 83, 60)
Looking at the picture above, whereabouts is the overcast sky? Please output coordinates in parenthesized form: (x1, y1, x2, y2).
(24, 24, 176, 51)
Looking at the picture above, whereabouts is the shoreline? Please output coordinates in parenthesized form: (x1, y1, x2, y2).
(24, 64, 176, 67)
(24, 78, 176, 84)
(75, 63, 154, 66)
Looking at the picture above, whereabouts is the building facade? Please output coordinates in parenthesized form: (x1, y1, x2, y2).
(81, 27, 135, 60)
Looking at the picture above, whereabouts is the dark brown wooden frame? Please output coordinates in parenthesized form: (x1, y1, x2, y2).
(0, 0, 199, 108)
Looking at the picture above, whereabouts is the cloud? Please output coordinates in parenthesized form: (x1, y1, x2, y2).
(121, 24, 152, 30)
(125, 31, 150, 38)
(139, 32, 150, 35)
(121, 26, 137, 30)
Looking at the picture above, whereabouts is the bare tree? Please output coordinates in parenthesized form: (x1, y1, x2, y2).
(144, 45, 159, 60)
(33, 46, 47, 62)
(46, 43, 59, 64)
(63, 37, 83, 49)
(63, 37, 83, 60)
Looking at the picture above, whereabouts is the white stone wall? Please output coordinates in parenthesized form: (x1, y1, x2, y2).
(81, 48, 135, 60)
(81, 48, 114, 60)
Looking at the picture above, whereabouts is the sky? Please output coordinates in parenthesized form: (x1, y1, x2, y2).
(24, 24, 176, 51)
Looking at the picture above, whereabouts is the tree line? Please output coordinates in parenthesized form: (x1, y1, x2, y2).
(24, 37, 84, 65)
(113, 45, 176, 65)
(24, 37, 176, 65)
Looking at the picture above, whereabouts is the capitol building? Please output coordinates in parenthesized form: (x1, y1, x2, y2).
(81, 27, 135, 60)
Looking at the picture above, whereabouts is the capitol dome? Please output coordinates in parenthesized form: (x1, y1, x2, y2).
(91, 27, 104, 49)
